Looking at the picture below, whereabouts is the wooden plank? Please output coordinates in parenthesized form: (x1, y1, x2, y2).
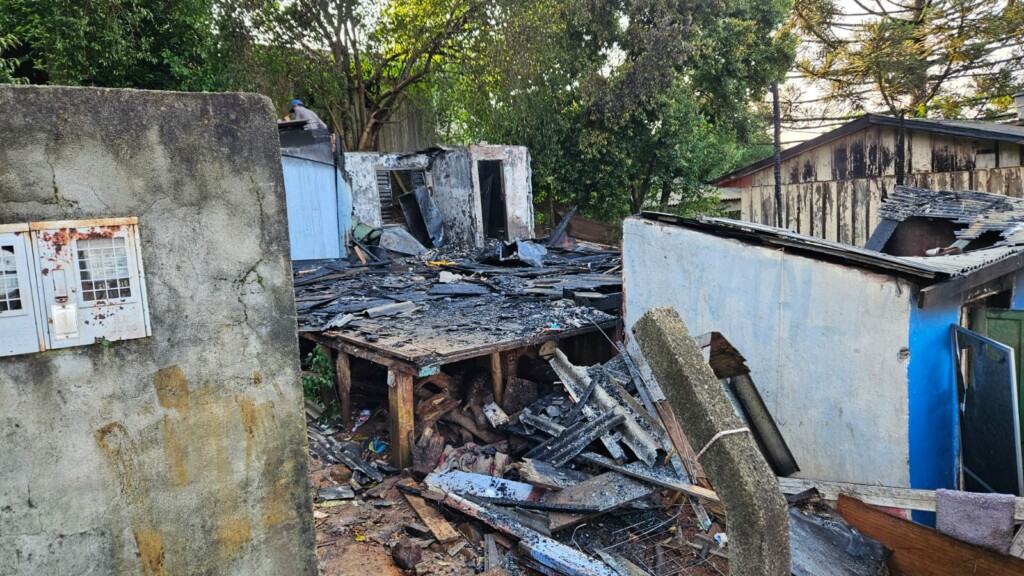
(779, 477, 1024, 520)
(403, 491, 461, 544)
(837, 494, 1024, 576)
(302, 332, 420, 375)
(546, 472, 660, 531)
(491, 351, 504, 407)
(389, 370, 415, 468)
(335, 350, 352, 429)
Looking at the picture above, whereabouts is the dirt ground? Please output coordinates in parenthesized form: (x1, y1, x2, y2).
(309, 452, 729, 576)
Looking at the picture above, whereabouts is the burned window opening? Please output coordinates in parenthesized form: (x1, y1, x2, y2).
(478, 160, 507, 240)
(77, 237, 132, 301)
(376, 169, 426, 226)
(0, 245, 22, 312)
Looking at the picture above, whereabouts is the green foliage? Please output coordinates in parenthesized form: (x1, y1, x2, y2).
(0, 33, 24, 84)
(0, 0, 224, 90)
(302, 346, 339, 421)
(792, 0, 1024, 118)
(435, 0, 794, 219)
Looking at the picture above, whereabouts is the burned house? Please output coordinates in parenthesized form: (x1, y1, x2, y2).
(624, 200, 1024, 520)
(344, 145, 534, 248)
(714, 111, 1024, 246)
(0, 86, 315, 574)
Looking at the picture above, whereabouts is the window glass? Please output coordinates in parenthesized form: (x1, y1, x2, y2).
(77, 237, 132, 301)
(0, 245, 22, 312)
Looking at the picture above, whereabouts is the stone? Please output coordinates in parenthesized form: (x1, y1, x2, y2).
(392, 536, 423, 570)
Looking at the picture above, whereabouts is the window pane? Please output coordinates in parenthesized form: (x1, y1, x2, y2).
(0, 245, 22, 312)
(77, 237, 132, 301)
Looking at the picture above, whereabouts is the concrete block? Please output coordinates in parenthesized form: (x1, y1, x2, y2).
(633, 306, 790, 576)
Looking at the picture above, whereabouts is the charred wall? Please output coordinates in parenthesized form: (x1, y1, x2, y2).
(0, 86, 316, 575)
(740, 124, 1024, 245)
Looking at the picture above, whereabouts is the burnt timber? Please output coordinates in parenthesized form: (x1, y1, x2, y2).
(295, 247, 622, 467)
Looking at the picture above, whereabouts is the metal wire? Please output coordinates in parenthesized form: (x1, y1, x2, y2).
(584, 505, 729, 576)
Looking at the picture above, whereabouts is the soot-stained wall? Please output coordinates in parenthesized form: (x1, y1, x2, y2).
(0, 86, 316, 575)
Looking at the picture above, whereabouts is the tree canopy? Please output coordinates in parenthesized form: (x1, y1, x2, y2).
(1, 0, 796, 221)
(790, 0, 1024, 119)
(433, 0, 795, 218)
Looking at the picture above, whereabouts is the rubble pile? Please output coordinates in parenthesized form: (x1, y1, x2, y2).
(306, 341, 731, 576)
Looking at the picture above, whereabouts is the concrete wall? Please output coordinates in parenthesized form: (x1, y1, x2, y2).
(623, 217, 914, 487)
(433, 148, 481, 247)
(345, 146, 535, 248)
(0, 86, 316, 575)
(469, 145, 535, 241)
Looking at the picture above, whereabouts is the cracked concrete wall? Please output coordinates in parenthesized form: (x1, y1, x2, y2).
(0, 86, 316, 575)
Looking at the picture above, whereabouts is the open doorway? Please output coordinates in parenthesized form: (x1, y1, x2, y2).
(477, 160, 507, 240)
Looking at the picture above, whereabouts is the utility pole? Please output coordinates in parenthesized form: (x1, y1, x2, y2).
(772, 81, 783, 228)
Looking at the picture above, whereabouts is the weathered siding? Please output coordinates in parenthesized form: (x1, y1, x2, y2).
(739, 124, 1024, 245)
(376, 98, 436, 153)
(623, 217, 915, 487)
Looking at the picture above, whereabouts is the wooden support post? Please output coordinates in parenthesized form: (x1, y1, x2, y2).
(490, 351, 504, 407)
(389, 370, 415, 469)
(335, 350, 352, 429)
(317, 345, 340, 408)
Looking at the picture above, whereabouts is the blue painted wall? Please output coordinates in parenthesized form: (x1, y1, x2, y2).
(907, 292, 960, 525)
(1012, 270, 1024, 309)
(281, 156, 351, 260)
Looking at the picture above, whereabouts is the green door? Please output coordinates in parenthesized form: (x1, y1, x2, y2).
(969, 308, 1024, 452)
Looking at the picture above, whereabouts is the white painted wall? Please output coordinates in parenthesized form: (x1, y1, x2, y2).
(623, 217, 914, 486)
(469, 145, 535, 241)
(344, 152, 385, 227)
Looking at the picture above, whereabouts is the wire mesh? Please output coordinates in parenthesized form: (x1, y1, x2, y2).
(571, 504, 729, 576)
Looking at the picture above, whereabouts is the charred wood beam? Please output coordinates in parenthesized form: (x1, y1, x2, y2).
(441, 492, 618, 576)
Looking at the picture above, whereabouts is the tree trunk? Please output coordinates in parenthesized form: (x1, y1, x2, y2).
(659, 180, 673, 211)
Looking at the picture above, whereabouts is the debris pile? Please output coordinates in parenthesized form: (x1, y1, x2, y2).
(306, 337, 734, 575)
(293, 242, 622, 373)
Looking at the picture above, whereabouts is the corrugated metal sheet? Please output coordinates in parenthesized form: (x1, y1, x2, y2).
(880, 186, 1024, 243)
(282, 156, 351, 260)
(901, 246, 1024, 275)
(642, 213, 1024, 280)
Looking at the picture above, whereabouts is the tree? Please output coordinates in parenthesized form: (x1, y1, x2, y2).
(433, 0, 795, 219)
(791, 0, 1024, 118)
(222, 0, 490, 150)
(0, 0, 224, 90)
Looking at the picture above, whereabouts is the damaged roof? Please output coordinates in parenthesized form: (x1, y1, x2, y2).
(638, 212, 1024, 306)
(879, 185, 1024, 244)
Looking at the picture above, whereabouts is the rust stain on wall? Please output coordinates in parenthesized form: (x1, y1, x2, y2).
(262, 458, 300, 529)
(162, 415, 188, 487)
(153, 366, 191, 412)
(94, 421, 145, 506)
(237, 396, 277, 466)
(133, 527, 166, 576)
(217, 509, 253, 559)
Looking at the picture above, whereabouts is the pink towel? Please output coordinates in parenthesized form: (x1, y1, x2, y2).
(936, 489, 1015, 553)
